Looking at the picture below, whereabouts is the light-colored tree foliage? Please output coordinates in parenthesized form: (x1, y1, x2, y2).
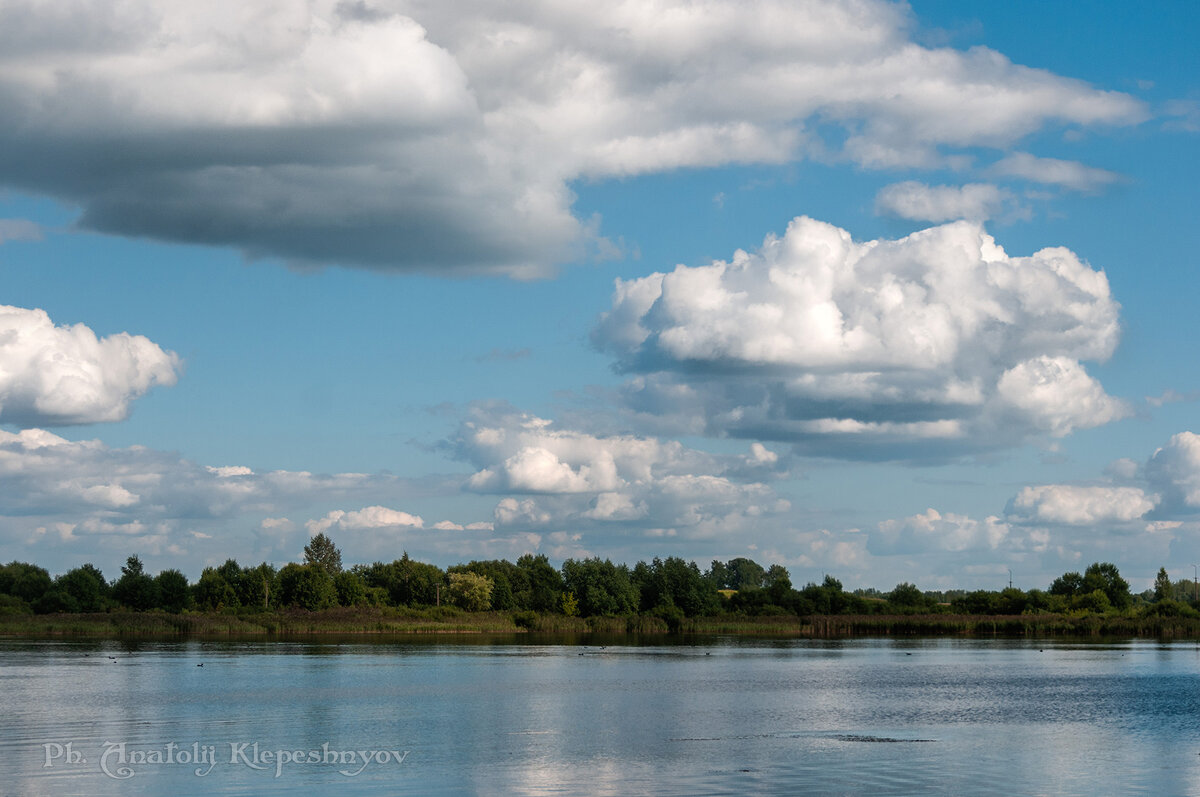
(447, 571, 493, 612)
(560, 590, 579, 617)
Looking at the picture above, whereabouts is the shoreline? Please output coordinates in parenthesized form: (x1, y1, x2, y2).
(4, 606, 1200, 640)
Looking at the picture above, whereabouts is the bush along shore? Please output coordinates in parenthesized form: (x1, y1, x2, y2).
(5, 536, 1200, 639)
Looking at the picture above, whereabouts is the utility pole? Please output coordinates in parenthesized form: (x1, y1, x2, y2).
(1008, 568, 1013, 590)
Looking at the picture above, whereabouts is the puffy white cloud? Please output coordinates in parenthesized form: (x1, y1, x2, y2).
(431, 519, 496, 531)
(0, 0, 1143, 275)
(306, 505, 425, 535)
(595, 216, 1126, 458)
(454, 404, 788, 544)
(990, 152, 1122, 193)
(1145, 432, 1200, 513)
(206, 465, 254, 477)
(493, 497, 554, 527)
(0, 426, 422, 568)
(0, 427, 381, 513)
(874, 182, 1013, 222)
(991, 356, 1128, 437)
(870, 508, 1010, 555)
(458, 404, 737, 495)
(788, 528, 871, 572)
(0, 304, 180, 426)
(1007, 485, 1157, 526)
(469, 445, 619, 494)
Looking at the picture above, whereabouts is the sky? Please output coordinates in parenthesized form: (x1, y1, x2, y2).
(1, 0, 1198, 592)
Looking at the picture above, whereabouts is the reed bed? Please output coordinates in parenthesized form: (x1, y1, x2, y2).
(5, 608, 1200, 640)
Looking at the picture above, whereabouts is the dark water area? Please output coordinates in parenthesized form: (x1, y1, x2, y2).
(2, 636, 1199, 795)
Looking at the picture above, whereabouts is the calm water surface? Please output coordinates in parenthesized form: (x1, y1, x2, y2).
(2, 636, 1199, 796)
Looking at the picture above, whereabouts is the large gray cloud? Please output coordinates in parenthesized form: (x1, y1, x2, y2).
(0, 304, 180, 426)
(594, 217, 1127, 459)
(0, 0, 1144, 276)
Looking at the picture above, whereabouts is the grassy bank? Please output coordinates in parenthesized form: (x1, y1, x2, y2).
(806, 612, 1200, 638)
(4, 608, 1200, 639)
(0, 606, 523, 637)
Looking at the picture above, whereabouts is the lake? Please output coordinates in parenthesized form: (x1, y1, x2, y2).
(2, 636, 1199, 795)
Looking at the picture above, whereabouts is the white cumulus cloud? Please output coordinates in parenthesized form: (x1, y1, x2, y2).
(455, 403, 788, 544)
(595, 216, 1126, 458)
(0, 305, 180, 426)
(1007, 485, 1157, 526)
(1145, 432, 1200, 513)
(870, 508, 1010, 555)
(306, 505, 425, 535)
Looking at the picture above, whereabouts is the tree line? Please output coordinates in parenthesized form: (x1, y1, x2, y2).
(1, 534, 1194, 622)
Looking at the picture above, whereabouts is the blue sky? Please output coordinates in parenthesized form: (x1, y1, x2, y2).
(1, 0, 1197, 592)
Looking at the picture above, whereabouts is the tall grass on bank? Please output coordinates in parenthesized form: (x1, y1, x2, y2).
(0, 606, 522, 637)
(6, 608, 1200, 640)
(807, 612, 1200, 638)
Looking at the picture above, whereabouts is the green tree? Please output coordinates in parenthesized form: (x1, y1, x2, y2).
(1154, 567, 1172, 602)
(33, 590, 78, 614)
(215, 559, 243, 593)
(1073, 588, 1112, 613)
(798, 575, 851, 615)
(888, 582, 926, 608)
(55, 564, 109, 612)
(386, 553, 445, 606)
(725, 558, 766, 590)
(447, 572, 494, 611)
(193, 567, 239, 610)
(952, 590, 998, 614)
(560, 590, 579, 617)
(631, 557, 721, 617)
(1049, 571, 1084, 596)
(0, 561, 52, 604)
(278, 563, 338, 610)
(1082, 562, 1131, 610)
(767, 567, 794, 608)
(304, 533, 343, 576)
(764, 564, 791, 588)
(516, 554, 563, 612)
(450, 560, 524, 610)
(706, 559, 730, 588)
(561, 558, 637, 616)
(995, 587, 1029, 615)
(155, 569, 192, 613)
(238, 562, 277, 609)
(334, 570, 369, 606)
(112, 556, 160, 611)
